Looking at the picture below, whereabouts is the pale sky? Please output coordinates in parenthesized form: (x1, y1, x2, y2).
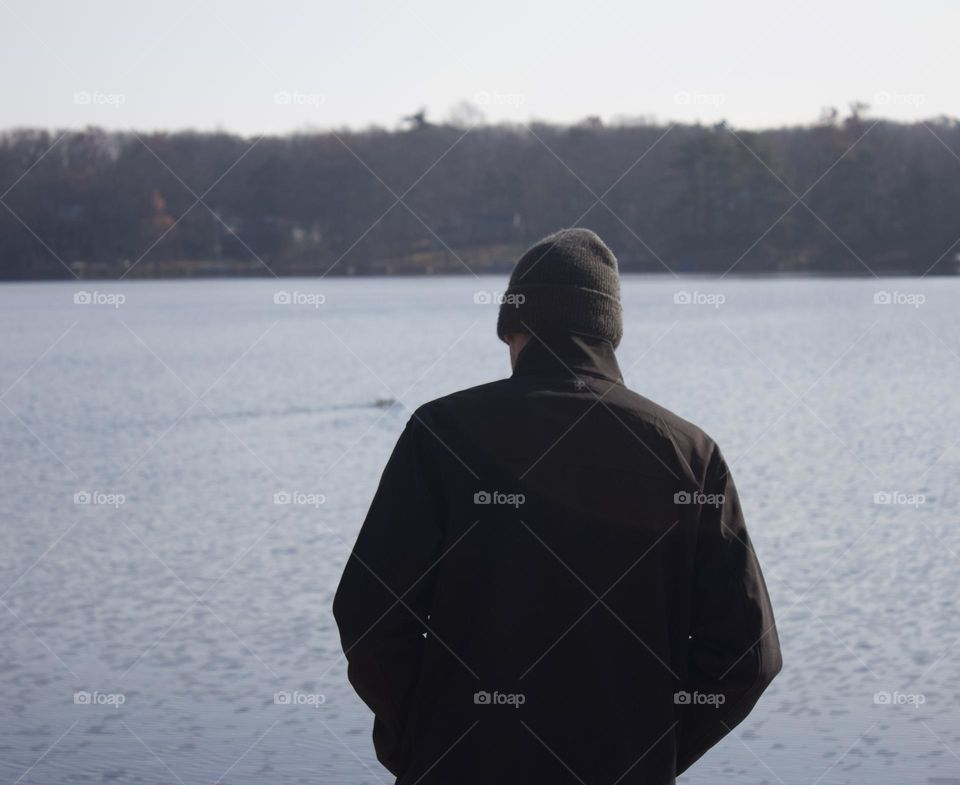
(0, 0, 955, 135)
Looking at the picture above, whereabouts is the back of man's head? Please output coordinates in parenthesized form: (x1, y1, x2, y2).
(496, 228, 623, 348)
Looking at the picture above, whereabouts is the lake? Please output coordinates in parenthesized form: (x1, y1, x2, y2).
(1, 275, 958, 784)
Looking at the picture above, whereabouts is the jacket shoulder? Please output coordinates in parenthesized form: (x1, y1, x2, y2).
(606, 385, 722, 483)
(410, 378, 514, 421)
(410, 379, 720, 484)
(622, 386, 714, 447)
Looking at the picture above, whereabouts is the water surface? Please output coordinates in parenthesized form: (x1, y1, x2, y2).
(1, 275, 958, 784)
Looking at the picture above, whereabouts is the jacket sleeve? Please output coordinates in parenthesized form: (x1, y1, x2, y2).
(676, 445, 782, 775)
(332, 417, 445, 777)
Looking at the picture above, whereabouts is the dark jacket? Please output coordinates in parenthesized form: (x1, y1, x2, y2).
(333, 332, 781, 784)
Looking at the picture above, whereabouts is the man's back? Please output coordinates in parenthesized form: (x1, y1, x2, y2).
(334, 330, 781, 784)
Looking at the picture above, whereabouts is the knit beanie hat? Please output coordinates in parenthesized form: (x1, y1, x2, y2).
(496, 228, 623, 348)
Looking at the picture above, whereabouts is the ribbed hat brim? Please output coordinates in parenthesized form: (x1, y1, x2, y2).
(496, 283, 623, 347)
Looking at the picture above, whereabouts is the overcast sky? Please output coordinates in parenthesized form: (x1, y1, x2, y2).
(0, 0, 954, 135)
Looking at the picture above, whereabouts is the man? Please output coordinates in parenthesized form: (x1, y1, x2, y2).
(333, 228, 781, 784)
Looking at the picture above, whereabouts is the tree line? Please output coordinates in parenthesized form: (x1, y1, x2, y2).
(1, 111, 958, 280)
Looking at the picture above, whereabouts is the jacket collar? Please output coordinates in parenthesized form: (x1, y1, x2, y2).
(512, 331, 623, 384)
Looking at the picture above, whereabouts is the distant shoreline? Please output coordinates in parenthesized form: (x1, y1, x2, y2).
(2, 268, 957, 285)
(4, 118, 960, 281)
